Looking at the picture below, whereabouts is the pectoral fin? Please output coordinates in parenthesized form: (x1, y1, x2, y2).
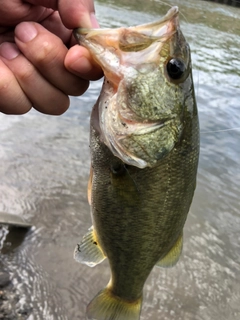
(74, 226, 106, 267)
(156, 233, 183, 268)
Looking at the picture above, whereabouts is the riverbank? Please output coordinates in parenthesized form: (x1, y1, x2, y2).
(0, 0, 239, 319)
(203, 0, 240, 7)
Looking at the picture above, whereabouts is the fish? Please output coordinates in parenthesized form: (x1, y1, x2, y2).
(74, 6, 199, 320)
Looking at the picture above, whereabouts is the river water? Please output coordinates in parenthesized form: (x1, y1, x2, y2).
(0, 0, 240, 319)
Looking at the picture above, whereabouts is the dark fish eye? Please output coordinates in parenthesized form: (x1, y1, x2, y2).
(166, 58, 185, 80)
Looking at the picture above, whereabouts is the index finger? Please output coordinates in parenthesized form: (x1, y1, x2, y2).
(26, 0, 99, 29)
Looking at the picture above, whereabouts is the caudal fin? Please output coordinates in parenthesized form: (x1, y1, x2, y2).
(86, 287, 142, 320)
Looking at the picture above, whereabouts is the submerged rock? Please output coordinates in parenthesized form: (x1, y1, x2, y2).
(0, 271, 10, 289)
(0, 264, 31, 320)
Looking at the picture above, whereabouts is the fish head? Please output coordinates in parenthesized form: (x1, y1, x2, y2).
(74, 7, 195, 168)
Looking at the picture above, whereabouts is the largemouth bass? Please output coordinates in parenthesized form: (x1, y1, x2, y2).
(74, 6, 199, 320)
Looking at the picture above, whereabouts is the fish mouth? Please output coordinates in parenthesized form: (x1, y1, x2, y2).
(74, 6, 179, 42)
(73, 6, 179, 82)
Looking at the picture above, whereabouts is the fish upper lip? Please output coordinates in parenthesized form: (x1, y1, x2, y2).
(74, 6, 179, 41)
(73, 6, 180, 88)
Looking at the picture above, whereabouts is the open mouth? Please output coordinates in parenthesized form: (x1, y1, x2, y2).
(74, 6, 179, 43)
(73, 6, 179, 74)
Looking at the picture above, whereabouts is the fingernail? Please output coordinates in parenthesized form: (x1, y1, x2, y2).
(15, 22, 37, 43)
(80, 13, 92, 29)
(80, 12, 99, 29)
(90, 13, 100, 28)
(0, 43, 20, 60)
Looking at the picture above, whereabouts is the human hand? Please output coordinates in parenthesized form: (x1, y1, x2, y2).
(0, 0, 102, 115)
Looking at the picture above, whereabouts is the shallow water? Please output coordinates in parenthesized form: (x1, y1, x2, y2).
(0, 0, 240, 319)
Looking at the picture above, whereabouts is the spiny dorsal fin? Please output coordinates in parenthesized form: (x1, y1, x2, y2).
(74, 226, 106, 267)
(156, 233, 183, 268)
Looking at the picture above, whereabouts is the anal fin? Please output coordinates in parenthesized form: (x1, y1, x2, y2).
(156, 233, 183, 268)
(74, 226, 106, 267)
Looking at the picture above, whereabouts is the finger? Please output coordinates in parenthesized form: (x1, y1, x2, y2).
(0, 4, 53, 26)
(27, 0, 99, 28)
(40, 11, 72, 44)
(65, 45, 103, 81)
(0, 28, 15, 44)
(59, 0, 99, 29)
(25, 0, 58, 10)
(0, 12, 73, 46)
(14, 22, 90, 96)
(0, 42, 70, 115)
(0, 54, 32, 114)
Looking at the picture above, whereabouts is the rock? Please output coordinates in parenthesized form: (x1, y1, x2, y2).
(0, 272, 10, 288)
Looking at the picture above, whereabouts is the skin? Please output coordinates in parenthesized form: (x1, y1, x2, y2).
(0, 0, 102, 115)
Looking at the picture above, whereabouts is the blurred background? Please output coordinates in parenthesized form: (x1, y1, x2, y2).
(0, 1, 240, 319)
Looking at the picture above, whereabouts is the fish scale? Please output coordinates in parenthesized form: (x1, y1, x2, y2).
(74, 6, 199, 320)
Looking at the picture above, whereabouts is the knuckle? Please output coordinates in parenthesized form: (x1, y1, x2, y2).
(0, 78, 10, 94)
(0, 67, 13, 94)
(35, 39, 62, 68)
(17, 65, 35, 82)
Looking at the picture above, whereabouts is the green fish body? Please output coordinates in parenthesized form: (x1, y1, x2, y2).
(74, 6, 199, 320)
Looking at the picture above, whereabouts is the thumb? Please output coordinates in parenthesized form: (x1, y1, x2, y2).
(59, 0, 99, 29)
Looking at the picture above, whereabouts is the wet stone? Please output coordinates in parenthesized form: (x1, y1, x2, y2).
(0, 272, 11, 288)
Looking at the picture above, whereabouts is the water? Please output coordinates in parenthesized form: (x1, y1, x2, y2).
(0, 0, 240, 319)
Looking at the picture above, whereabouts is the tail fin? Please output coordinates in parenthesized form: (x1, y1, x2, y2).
(86, 287, 142, 320)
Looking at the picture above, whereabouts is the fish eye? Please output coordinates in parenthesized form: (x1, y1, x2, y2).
(166, 58, 185, 80)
